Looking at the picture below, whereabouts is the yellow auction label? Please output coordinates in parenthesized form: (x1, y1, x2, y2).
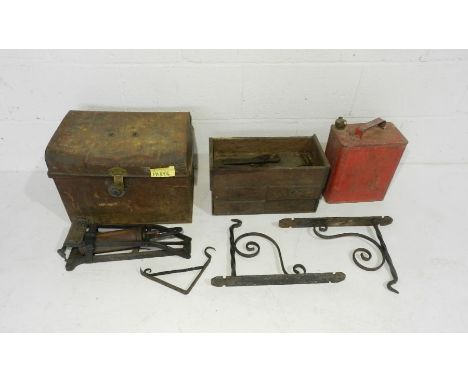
(150, 166, 176, 177)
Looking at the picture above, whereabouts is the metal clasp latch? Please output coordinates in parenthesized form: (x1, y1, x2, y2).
(107, 167, 127, 197)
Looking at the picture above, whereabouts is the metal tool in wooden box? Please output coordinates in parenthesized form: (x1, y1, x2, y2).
(209, 136, 330, 215)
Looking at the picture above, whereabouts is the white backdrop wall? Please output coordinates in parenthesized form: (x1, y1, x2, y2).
(0, 49, 467, 171)
(1, 50, 468, 333)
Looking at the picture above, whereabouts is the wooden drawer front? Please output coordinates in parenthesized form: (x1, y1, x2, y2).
(213, 199, 319, 215)
(266, 186, 321, 200)
(213, 187, 266, 201)
(213, 186, 322, 202)
(212, 168, 328, 189)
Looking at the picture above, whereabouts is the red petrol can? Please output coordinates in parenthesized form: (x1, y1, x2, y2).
(323, 117, 408, 203)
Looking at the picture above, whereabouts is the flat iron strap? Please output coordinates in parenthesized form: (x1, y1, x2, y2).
(279, 216, 393, 228)
(211, 272, 346, 287)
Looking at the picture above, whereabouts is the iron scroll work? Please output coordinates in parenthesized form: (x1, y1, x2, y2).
(211, 219, 345, 287)
(279, 216, 399, 294)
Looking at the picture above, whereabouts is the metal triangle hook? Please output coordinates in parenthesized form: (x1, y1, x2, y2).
(140, 246, 214, 295)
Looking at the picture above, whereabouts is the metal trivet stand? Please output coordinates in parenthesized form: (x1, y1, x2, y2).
(140, 247, 214, 295)
(279, 216, 399, 294)
(58, 219, 191, 271)
(211, 219, 345, 287)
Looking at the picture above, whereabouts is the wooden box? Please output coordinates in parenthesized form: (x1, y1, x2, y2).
(45, 110, 194, 224)
(209, 136, 329, 215)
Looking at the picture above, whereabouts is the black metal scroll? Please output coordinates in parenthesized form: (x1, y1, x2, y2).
(279, 216, 399, 294)
(211, 219, 345, 287)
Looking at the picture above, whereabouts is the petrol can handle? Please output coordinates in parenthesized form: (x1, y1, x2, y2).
(354, 118, 386, 138)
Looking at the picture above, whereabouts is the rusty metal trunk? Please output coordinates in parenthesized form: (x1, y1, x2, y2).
(45, 111, 194, 224)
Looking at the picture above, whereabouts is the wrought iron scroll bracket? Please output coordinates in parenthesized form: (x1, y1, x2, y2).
(211, 219, 345, 287)
(278, 216, 399, 294)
